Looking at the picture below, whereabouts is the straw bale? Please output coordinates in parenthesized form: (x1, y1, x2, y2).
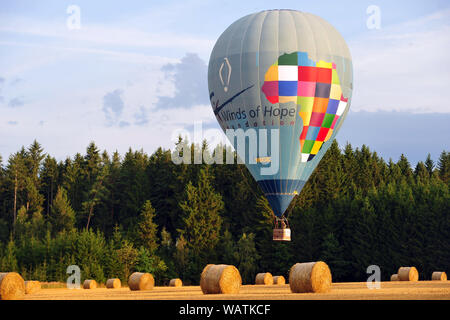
(200, 264, 241, 294)
(289, 261, 332, 293)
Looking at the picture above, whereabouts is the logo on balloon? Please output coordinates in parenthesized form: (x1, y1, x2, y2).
(261, 51, 348, 162)
(219, 57, 232, 92)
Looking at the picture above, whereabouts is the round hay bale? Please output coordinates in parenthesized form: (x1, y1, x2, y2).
(0, 272, 25, 300)
(397, 267, 419, 281)
(128, 272, 154, 291)
(390, 274, 399, 281)
(106, 278, 121, 289)
(24, 280, 41, 294)
(255, 272, 273, 285)
(431, 272, 447, 281)
(169, 278, 182, 287)
(200, 264, 241, 294)
(289, 261, 332, 293)
(82, 279, 97, 289)
(273, 276, 286, 285)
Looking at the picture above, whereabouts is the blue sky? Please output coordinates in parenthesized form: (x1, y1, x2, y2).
(0, 0, 449, 165)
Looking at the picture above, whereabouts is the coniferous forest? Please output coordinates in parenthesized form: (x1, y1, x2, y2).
(0, 139, 448, 285)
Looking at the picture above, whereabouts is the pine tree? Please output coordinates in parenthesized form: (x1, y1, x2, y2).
(320, 233, 349, 281)
(98, 151, 121, 233)
(425, 154, 434, 177)
(1, 237, 18, 271)
(179, 168, 223, 255)
(148, 147, 181, 235)
(104, 225, 124, 280)
(437, 151, 449, 184)
(30, 210, 45, 239)
(40, 155, 59, 216)
(235, 233, 259, 284)
(49, 186, 76, 235)
(22, 141, 46, 215)
(83, 165, 109, 229)
(159, 227, 173, 260)
(388, 158, 402, 183)
(63, 154, 84, 215)
(219, 229, 237, 265)
(135, 246, 168, 285)
(118, 149, 150, 231)
(414, 161, 429, 183)
(178, 168, 224, 282)
(6, 149, 28, 232)
(26, 140, 45, 178)
(173, 235, 189, 282)
(158, 227, 177, 281)
(314, 140, 346, 202)
(15, 205, 30, 240)
(114, 240, 137, 282)
(137, 200, 159, 253)
(397, 154, 413, 181)
(73, 229, 107, 282)
(84, 142, 101, 186)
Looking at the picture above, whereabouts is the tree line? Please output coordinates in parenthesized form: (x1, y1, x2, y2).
(0, 139, 448, 285)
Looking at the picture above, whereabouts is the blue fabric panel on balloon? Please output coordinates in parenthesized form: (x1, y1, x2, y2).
(257, 179, 306, 194)
(258, 180, 267, 194)
(266, 195, 294, 217)
(257, 179, 307, 216)
(278, 81, 298, 96)
(305, 126, 320, 141)
(326, 99, 340, 114)
(297, 52, 315, 67)
(292, 179, 306, 192)
(259, 180, 273, 195)
(286, 179, 293, 193)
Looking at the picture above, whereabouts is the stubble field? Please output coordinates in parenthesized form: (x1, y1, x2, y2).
(24, 281, 450, 300)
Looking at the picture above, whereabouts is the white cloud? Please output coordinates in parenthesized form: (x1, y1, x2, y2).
(102, 89, 124, 125)
(0, 14, 214, 54)
(0, 40, 178, 78)
(0, 51, 216, 160)
(156, 53, 209, 109)
(350, 9, 450, 113)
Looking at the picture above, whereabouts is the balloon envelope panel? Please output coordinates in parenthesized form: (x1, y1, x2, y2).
(208, 10, 353, 216)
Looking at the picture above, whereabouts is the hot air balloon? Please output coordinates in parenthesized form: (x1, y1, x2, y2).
(208, 10, 353, 241)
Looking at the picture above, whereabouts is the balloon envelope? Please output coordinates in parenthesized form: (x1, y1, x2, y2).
(208, 10, 353, 217)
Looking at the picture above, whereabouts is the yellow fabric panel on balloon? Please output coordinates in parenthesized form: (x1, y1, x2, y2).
(265, 65, 279, 81)
(298, 111, 311, 126)
(316, 60, 333, 69)
(279, 96, 297, 104)
(325, 129, 334, 141)
(311, 141, 323, 155)
(330, 84, 342, 100)
(332, 69, 340, 85)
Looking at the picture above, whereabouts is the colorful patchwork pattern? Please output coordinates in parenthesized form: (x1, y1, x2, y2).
(262, 52, 348, 162)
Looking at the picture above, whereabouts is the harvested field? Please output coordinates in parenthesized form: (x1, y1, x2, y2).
(23, 281, 450, 300)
